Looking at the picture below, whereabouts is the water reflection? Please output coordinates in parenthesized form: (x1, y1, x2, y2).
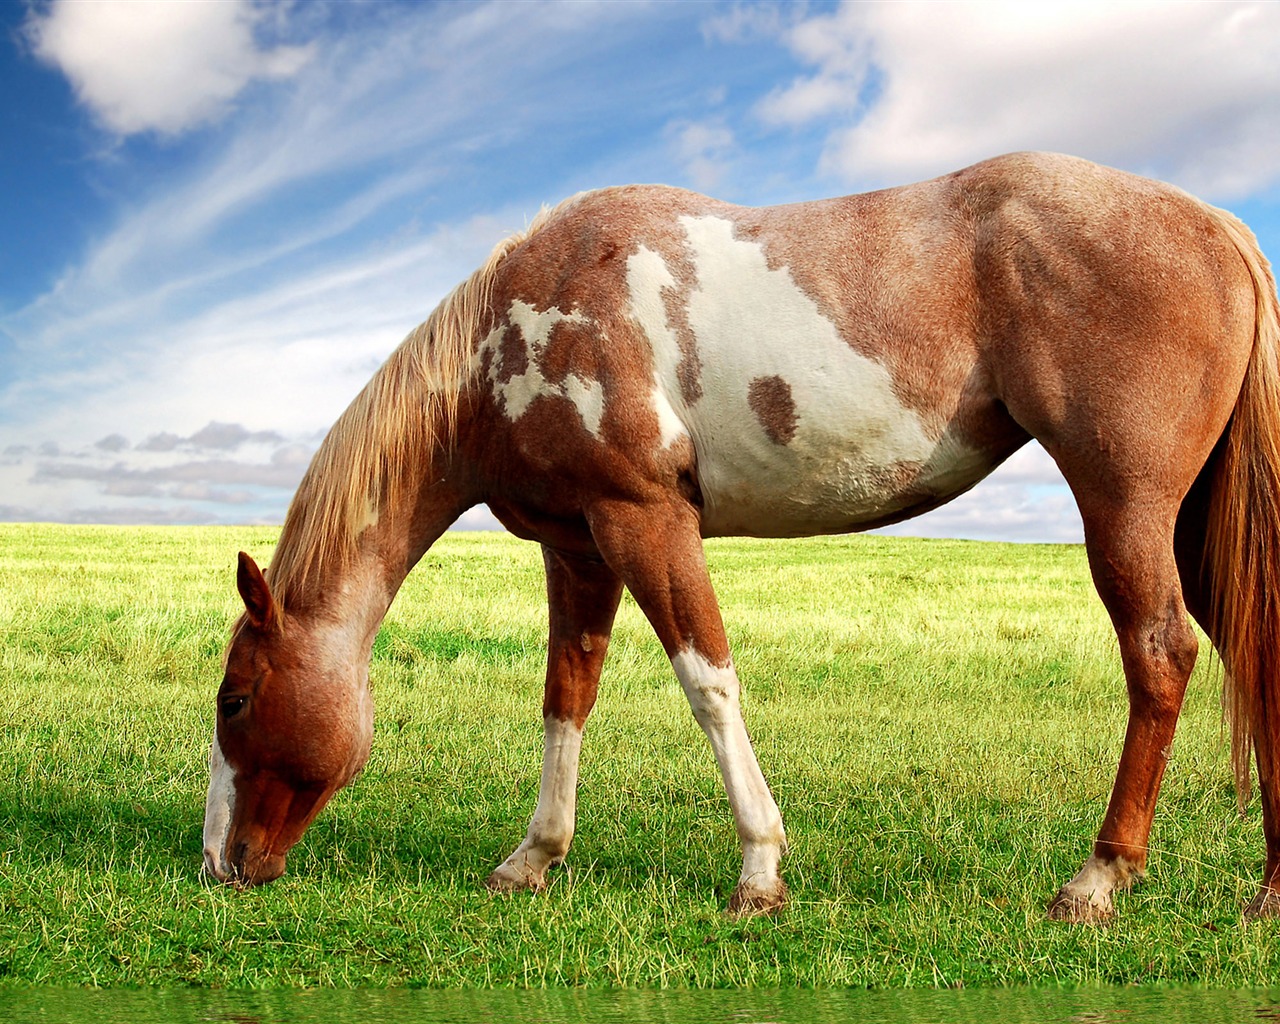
(2, 986, 1278, 1024)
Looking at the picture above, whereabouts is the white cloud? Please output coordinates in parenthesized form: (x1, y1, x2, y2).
(24, 0, 311, 136)
(758, 74, 861, 127)
(757, 1, 1280, 198)
(0, 425, 309, 525)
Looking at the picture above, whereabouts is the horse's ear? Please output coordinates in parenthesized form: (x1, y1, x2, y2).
(237, 552, 277, 630)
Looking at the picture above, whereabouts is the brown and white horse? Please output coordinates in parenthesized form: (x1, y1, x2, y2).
(204, 152, 1280, 921)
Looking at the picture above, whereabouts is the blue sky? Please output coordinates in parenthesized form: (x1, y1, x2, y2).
(3, 0, 1280, 541)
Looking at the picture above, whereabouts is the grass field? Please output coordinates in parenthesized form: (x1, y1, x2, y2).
(2, 523, 1279, 988)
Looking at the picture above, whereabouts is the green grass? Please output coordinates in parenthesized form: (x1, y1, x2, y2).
(1, 523, 1278, 988)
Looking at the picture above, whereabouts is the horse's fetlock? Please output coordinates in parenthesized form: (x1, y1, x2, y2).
(532, 832, 572, 862)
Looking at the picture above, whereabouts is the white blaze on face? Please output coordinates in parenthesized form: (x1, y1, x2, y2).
(633, 214, 963, 536)
(202, 731, 236, 880)
(480, 299, 605, 438)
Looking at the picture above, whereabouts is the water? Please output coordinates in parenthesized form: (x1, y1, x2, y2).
(2, 987, 1278, 1024)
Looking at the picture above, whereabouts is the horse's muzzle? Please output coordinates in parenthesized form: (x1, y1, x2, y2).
(204, 842, 286, 888)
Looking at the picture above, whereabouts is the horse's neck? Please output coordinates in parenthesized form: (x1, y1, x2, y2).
(303, 553, 397, 657)
(291, 464, 473, 647)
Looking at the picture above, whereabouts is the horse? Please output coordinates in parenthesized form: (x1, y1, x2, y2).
(203, 151, 1280, 922)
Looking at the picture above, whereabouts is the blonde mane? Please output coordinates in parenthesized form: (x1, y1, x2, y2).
(265, 196, 585, 609)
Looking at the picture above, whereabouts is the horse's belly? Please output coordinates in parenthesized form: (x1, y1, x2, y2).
(695, 427, 996, 538)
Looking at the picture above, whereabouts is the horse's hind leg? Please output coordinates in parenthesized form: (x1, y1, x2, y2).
(487, 547, 623, 892)
(1047, 491, 1199, 922)
(586, 496, 788, 915)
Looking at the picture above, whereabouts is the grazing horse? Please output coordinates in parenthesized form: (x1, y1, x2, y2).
(203, 152, 1280, 921)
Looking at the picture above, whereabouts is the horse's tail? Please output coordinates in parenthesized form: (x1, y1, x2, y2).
(1200, 204, 1280, 808)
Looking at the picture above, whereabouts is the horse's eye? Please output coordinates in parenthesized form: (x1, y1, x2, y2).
(220, 695, 247, 720)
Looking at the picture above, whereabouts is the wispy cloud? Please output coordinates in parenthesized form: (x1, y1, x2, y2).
(701, 2, 792, 45)
(667, 119, 737, 190)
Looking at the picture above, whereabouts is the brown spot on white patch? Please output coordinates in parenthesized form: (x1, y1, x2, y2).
(494, 323, 528, 384)
(748, 375, 798, 445)
(660, 257, 703, 405)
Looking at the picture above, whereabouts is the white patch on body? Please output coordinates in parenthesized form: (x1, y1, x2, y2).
(633, 214, 989, 536)
(481, 299, 604, 438)
(490, 716, 584, 888)
(203, 732, 236, 881)
(625, 246, 690, 449)
(671, 648, 786, 897)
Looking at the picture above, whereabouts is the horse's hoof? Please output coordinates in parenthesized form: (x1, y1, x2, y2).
(1046, 889, 1114, 924)
(728, 879, 788, 917)
(1245, 887, 1280, 919)
(485, 864, 546, 894)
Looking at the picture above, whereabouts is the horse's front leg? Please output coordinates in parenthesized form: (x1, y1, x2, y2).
(588, 497, 788, 915)
(487, 546, 622, 892)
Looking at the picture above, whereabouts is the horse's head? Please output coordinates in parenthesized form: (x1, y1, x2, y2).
(202, 552, 374, 887)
